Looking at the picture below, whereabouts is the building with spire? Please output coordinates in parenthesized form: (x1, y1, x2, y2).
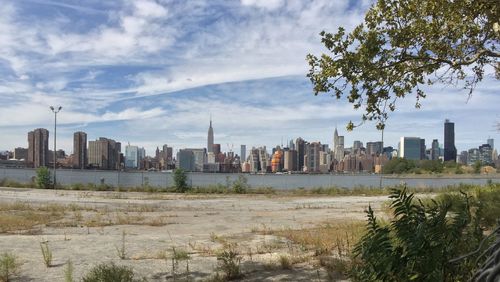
(207, 117, 214, 153)
(333, 126, 344, 162)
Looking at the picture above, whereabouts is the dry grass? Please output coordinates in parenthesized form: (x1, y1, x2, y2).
(0, 200, 179, 232)
(0, 202, 68, 233)
(271, 221, 365, 257)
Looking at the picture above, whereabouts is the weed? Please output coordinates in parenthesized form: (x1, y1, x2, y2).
(170, 247, 190, 281)
(279, 254, 292, 270)
(40, 241, 53, 267)
(216, 245, 242, 280)
(116, 230, 127, 260)
(0, 252, 20, 282)
(64, 259, 74, 282)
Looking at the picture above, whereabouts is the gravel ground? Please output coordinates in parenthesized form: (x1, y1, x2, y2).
(0, 187, 389, 281)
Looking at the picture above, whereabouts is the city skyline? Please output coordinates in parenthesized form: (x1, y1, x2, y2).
(0, 1, 498, 154)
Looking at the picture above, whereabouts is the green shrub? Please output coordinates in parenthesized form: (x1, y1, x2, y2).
(36, 167, 52, 189)
(232, 175, 249, 194)
(350, 186, 488, 281)
(82, 263, 135, 282)
(173, 168, 188, 193)
(0, 252, 20, 282)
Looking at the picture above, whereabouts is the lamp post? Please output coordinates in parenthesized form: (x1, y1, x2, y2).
(50, 106, 62, 189)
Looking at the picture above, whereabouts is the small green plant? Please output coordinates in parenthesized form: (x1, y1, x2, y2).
(115, 231, 127, 260)
(216, 245, 242, 280)
(170, 247, 190, 281)
(40, 241, 53, 267)
(173, 168, 188, 192)
(82, 262, 135, 282)
(0, 252, 20, 282)
(232, 175, 249, 194)
(36, 167, 52, 189)
(64, 259, 74, 282)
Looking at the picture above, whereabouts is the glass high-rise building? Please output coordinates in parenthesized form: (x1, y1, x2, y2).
(399, 137, 423, 160)
(444, 119, 457, 162)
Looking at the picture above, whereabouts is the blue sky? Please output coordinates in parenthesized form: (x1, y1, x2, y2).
(0, 0, 498, 155)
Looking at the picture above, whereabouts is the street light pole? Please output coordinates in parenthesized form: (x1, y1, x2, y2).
(50, 106, 62, 189)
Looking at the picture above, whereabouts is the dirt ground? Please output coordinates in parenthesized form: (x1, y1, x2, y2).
(0, 187, 390, 281)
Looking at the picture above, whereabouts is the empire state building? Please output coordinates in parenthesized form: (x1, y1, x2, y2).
(207, 118, 214, 153)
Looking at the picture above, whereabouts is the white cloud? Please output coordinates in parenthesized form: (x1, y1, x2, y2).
(241, 0, 284, 10)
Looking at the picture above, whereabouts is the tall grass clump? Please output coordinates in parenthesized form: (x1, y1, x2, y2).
(0, 252, 20, 282)
(64, 259, 74, 282)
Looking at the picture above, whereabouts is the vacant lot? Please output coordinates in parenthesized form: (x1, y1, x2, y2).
(0, 187, 389, 281)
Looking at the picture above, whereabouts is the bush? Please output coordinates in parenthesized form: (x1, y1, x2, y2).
(232, 175, 249, 194)
(0, 252, 20, 282)
(36, 167, 52, 189)
(82, 263, 135, 282)
(350, 186, 488, 281)
(173, 168, 188, 193)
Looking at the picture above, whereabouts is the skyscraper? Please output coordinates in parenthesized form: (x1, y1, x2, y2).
(125, 145, 139, 168)
(444, 119, 457, 162)
(73, 131, 87, 169)
(240, 145, 246, 162)
(27, 128, 49, 168)
(487, 138, 494, 150)
(431, 139, 439, 160)
(207, 118, 214, 153)
(295, 138, 305, 171)
(399, 137, 424, 160)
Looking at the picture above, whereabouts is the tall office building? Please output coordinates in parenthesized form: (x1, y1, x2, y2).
(444, 119, 457, 162)
(284, 149, 297, 171)
(13, 148, 28, 160)
(366, 141, 383, 156)
(27, 128, 49, 168)
(177, 149, 195, 171)
(353, 141, 363, 154)
(487, 138, 494, 150)
(295, 138, 305, 171)
(88, 137, 120, 170)
(304, 142, 321, 172)
(162, 144, 173, 166)
(333, 127, 345, 161)
(431, 139, 440, 160)
(73, 131, 87, 169)
(207, 118, 214, 153)
(420, 139, 426, 160)
(399, 137, 424, 160)
(125, 145, 139, 168)
(240, 145, 246, 163)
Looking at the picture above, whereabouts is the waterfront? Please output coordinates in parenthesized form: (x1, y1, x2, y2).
(1, 168, 499, 189)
